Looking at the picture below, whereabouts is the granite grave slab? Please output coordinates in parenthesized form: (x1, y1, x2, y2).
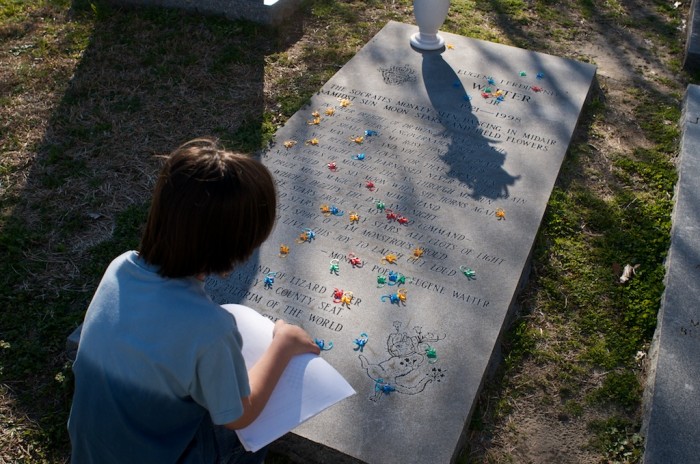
(642, 84, 700, 464)
(204, 21, 597, 464)
(684, 0, 700, 71)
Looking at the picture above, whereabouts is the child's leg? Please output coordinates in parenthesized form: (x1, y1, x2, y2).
(213, 423, 268, 464)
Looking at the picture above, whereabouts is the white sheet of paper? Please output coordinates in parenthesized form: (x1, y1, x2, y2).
(222, 304, 356, 452)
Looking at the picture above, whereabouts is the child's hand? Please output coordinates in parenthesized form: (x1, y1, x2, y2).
(232, 319, 321, 428)
(272, 320, 322, 356)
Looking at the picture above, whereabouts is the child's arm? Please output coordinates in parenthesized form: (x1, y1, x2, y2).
(224, 320, 321, 429)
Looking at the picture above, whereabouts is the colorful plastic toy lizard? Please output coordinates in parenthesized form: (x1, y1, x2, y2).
(381, 288, 407, 305)
(332, 288, 345, 302)
(279, 244, 290, 257)
(353, 332, 369, 352)
(348, 253, 363, 268)
(315, 339, 333, 351)
(425, 345, 438, 363)
(460, 266, 476, 280)
(375, 378, 396, 394)
(387, 270, 411, 286)
(381, 253, 398, 264)
(329, 259, 340, 275)
(408, 247, 424, 262)
(340, 291, 354, 308)
(297, 228, 316, 243)
(349, 211, 360, 224)
(263, 271, 277, 289)
(283, 140, 297, 149)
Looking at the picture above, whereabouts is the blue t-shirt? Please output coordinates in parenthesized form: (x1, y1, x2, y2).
(68, 251, 251, 463)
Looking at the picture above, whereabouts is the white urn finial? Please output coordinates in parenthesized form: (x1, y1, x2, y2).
(410, 0, 451, 50)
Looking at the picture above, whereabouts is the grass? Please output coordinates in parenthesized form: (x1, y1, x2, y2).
(465, 73, 677, 458)
(0, 0, 691, 461)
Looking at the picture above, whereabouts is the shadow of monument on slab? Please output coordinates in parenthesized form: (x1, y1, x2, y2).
(420, 50, 522, 201)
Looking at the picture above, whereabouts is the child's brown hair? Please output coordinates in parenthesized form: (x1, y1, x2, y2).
(140, 137, 276, 278)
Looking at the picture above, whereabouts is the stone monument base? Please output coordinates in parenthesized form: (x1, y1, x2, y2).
(642, 84, 700, 464)
(684, 0, 700, 70)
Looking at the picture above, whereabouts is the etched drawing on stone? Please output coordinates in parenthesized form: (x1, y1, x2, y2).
(359, 321, 446, 402)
